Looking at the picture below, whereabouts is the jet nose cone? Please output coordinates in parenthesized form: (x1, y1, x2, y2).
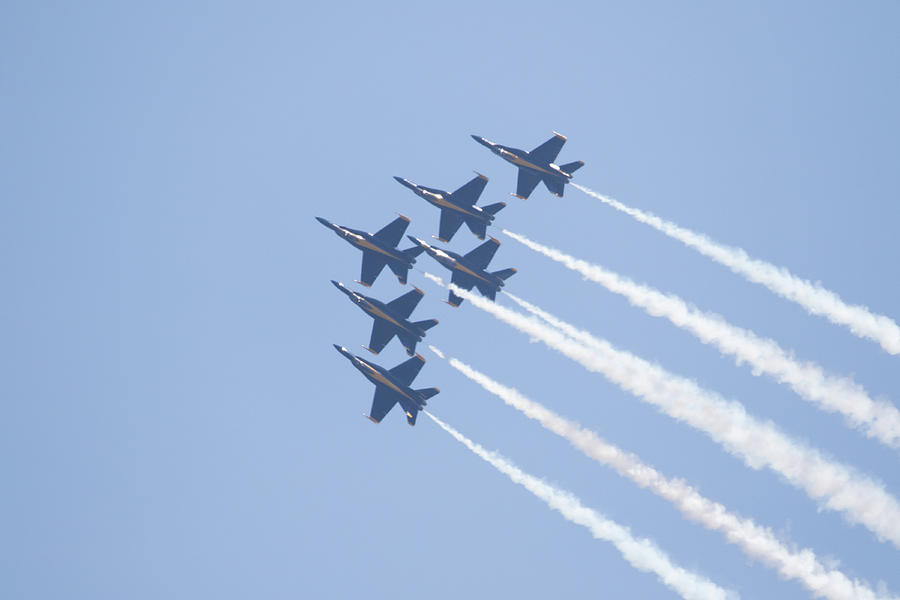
(330, 280, 344, 290)
(333, 344, 351, 358)
(393, 176, 405, 184)
(316, 216, 332, 228)
(406, 234, 422, 246)
(471, 135, 494, 149)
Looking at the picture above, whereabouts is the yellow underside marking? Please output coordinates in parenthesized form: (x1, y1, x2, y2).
(456, 264, 491, 283)
(367, 306, 408, 331)
(356, 239, 398, 259)
(511, 155, 557, 176)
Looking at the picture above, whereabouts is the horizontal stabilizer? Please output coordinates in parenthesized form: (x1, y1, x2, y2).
(465, 218, 487, 240)
(388, 262, 412, 285)
(543, 177, 566, 197)
(402, 245, 425, 259)
(416, 387, 440, 402)
(492, 267, 517, 281)
(475, 282, 497, 301)
(482, 202, 506, 216)
(413, 318, 439, 331)
(559, 160, 584, 175)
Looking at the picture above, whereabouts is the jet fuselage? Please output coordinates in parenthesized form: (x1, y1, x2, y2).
(333, 345, 429, 412)
(332, 281, 427, 341)
(472, 137, 574, 181)
(394, 177, 494, 225)
(316, 217, 414, 267)
(415, 240, 505, 289)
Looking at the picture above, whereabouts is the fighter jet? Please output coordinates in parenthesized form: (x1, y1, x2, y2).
(407, 236, 516, 307)
(333, 344, 439, 426)
(316, 215, 424, 286)
(393, 173, 506, 242)
(471, 132, 584, 199)
(331, 280, 438, 356)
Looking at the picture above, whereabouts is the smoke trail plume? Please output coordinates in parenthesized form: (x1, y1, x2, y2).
(502, 229, 900, 449)
(430, 347, 895, 600)
(420, 272, 900, 549)
(425, 411, 737, 600)
(572, 183, 900, 356)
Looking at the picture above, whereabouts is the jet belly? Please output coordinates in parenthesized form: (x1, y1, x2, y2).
(354, 238, 404, 262)
(509, 155, 558, 177)
(454, 263, 492, 284)
(360, 363, 417, 402)
(428, 195, 484, 221)
(364, 304, 413, 335)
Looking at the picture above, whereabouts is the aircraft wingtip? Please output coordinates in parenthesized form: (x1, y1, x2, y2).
(552, 130, 567, 140)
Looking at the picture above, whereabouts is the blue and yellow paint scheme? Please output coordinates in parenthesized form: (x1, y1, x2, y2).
(407, 236, 517, 307)
(333, 344, 440, 426)
(331, 280, 438, 356)
(393, 174, 505, 242)
(316, 215, 424, 286)
(471, 132, 584, 200)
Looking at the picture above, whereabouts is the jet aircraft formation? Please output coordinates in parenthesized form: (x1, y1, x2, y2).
(319, 132, 583, 425)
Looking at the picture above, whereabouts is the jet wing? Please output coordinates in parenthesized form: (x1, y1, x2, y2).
(359, 252, 388, 287)
(367, 319, 396, 354)
(438, 210, 465, 242)
(385, 287, 424, 319)
(368, 386, 400, 423)
(388, 354, 425, 387)
(373, 215, 411, 248)
(528, 133, 566, 164)
(449, 174, 488, 207)
(516, 170, 542, 200)
(462, 238, 500, 271)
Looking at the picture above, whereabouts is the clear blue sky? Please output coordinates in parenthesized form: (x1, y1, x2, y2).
(3, 2, 899, 598)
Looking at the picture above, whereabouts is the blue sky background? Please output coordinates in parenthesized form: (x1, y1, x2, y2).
(3, 1, 899, 598)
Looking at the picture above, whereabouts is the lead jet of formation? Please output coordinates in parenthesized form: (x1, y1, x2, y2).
(331, 280, 438, 356)
(316, 215, 424, 286)
(471, 131, 584, 199)
(407, 236, 516, 307)
(393, 173, 506, 242)
(333, 345, 439, 426)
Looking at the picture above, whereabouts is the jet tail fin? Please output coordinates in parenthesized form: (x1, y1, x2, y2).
(559, 160, 584, 175)
(413, 318, 439, 331)
(492, 267, 517, 281)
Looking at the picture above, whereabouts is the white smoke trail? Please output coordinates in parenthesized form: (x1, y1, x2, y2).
(420, 272, 900, 549)
(430, 347, 894, 600)
(425, 411, 738, 600)
(502, 229, 900, 450)
(572, 183, 900, 356)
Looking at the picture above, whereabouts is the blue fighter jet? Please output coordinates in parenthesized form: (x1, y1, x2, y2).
(316, 215, 424, 286)
(331, 280, 438, 356)
(393, 173, 506, 242)
(407, 236, 516, 307)
(333, 344, 439, 426)
(471, 132, 584, 199)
